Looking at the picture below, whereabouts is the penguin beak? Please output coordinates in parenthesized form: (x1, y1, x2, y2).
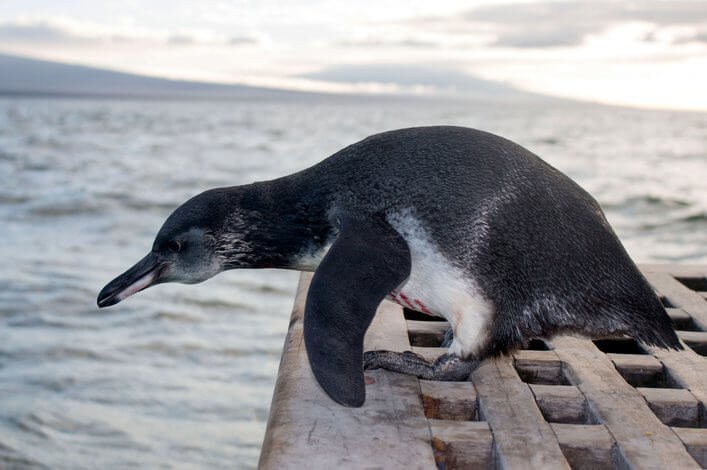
(97, 252, 163, 308)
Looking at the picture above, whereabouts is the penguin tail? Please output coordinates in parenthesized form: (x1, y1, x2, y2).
(633, 324, 684, 351)
(607, 293, 684, 351)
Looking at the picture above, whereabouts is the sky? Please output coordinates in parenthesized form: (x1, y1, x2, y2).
(1, 0, 707, 110)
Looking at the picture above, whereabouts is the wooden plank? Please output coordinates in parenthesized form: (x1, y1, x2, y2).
(666, 308, 694, 329)
(530, 384, 588, 424)
(259, 273, 436, 469)
(641, 274, 707, 411)
(513, 349, 562, 365)
(429, 420, 493, 470)
(637, 387, 700, 427)
(672, 428, 707, 468)
(472, 357, 570, 469)
(512, 350, 566, 385)
(677, 331, 707, 356)
(420, 380, 477, 420)
(644, 271, 707, 331)
(550, 424, 615, 470)
(552, 336, 700, 469)
(606, 353, 664, 387)
(640, 264, 707, 279)
(647, 346, 707, 413)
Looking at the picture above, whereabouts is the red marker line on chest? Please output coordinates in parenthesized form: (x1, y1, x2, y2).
(390, 290, 432, 315)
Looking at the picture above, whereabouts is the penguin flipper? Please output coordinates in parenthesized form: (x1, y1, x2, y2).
(303, 215, 411, 407)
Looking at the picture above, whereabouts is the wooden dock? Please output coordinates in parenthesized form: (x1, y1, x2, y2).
(259, 265, 707, 469)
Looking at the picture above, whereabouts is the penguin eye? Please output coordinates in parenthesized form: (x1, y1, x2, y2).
(168, 240, 182, 253)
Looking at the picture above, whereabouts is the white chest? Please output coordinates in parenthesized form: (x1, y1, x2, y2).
(388, 212, 496, 358)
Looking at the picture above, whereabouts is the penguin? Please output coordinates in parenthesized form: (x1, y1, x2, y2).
(97, 126, 682, 407)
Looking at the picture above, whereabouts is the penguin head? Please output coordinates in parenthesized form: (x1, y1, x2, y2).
(97, 188, 252, 308)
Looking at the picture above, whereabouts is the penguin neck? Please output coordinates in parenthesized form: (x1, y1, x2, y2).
(219, 176, 335, 270)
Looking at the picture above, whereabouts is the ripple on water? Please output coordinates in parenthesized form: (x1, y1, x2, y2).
(0, 443, 49, 469)
(152, 310, 203, 323)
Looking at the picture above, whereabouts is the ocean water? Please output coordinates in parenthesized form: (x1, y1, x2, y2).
(0, 95, 705, 469)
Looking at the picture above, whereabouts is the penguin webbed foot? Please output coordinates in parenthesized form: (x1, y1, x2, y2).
(363, 350, 478, 381)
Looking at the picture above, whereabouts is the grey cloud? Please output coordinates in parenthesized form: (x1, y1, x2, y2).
(493, 30, 587, 48)
(674, 30, 707, 44)
(415, 1, 707, 48)
(168, 34, 259, 47)
(0, 20, 259, 48)
(228, 36, 258, 45)
(337, 38, 439, 48)
(465, 1, 707, 27)
(0, 21, 90, 43)
(162, 34, 258, 46)
(167, 34, 196, 46)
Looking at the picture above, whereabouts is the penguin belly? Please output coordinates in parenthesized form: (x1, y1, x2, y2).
(388, 212, 496, 359)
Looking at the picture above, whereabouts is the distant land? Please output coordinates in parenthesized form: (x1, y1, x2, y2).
(0, 52, 548, 102)
(0, 53, 297, 100)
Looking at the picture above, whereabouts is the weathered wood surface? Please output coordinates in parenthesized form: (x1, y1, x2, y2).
(429, 420, 493, 469)
(672, 428, 707, 467)
(260, 265, 707, 469)
(637, 387, 700, 427)
(530, 384, 588, 424)
(472, 358, 571, 469)
(420, 380, 478, 421)
(645, 270, 707, 330)
(550, 423, 614, 469)
(259, 274, 436, 469)
(552, 336, 700, 469)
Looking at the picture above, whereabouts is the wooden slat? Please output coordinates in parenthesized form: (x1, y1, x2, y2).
(637, 387, 700, 427)
(472, 357, 570, 469)
(640, 264, 707, 279)
(644, 271, 707, 331)
(420, 380, 478, 420)
(259, 273, 436, 469)
(550, 423, 615, 470)
(641, 270, 707, 412)
(551, 336, 700, 469)
(606, 353, 664, 387)
(672, 428, 707, 468)
(666, 308, 694, 329)
(530, 384, 588, 424)
(512, 350, 566, 385)
(677, 331, 707, 356)
(429, 420, 493, 469)
(647, 346, 707, 413)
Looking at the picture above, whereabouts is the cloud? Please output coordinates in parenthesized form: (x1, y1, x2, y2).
(492, 30, 587, 48)
(228, 36, 258, 45)
(167, 34, 196, 46)
(413, 1, 707, 48)
(297, 63, 535, 98)
(674, 30, 707, 44)
(0, 19, 258, 48)
(0, 20, 91, 44)
(337, 38, 439, 48)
